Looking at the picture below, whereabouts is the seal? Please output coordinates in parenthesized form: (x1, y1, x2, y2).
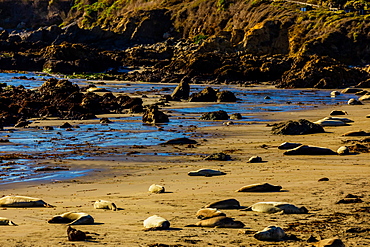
(254, 225, 286, 241)
(186, 216, 245, 228)
(196, 208, 226, 219)
(322, 117, 353, 123)
(205, 199, 242, 209)
(312, 238, 345, 247)
(188, 169, 226, 177)
(67, 226, 87, 241)
(143, 215, 170, 230)
(0, 195, 53, 207)
(314, 119, 348, 126)
(247, 156, 262, 163)
(337, 146, 350, 155)
(94, 200, 117, 211)
(148, 184, 165, 194)
(0, 217, 17, 226)
(278, 142, 302, 150)
(245, 202, 308, 214)
(283, 145, 337, 155)
(236, 183, 282, 192)
(48, 212, 94, 225)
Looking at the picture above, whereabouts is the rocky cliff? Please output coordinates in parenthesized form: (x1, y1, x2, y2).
(0, 0, 369, 88)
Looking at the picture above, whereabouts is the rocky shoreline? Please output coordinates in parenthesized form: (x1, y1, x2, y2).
(1, 0, 370, 89)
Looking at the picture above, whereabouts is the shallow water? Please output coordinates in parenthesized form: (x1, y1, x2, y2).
(0, 72, 357, 184)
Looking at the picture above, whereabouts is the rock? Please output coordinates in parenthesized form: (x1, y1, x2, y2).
(100, 118, 112, 124)
(355, 90, 368, 95)
(171, 77, 190, 101)
(342, 130, 369, 136)
(60, 122, 72, 128)
(254, 226, 286, 241)
(312, 238, 345, 247)
(200, 110, 229, 120)
(318, 177, 329, 181)
(337, 146, 350, 155)
(284, 145, 337, 155)
(148, 184, 165, 194)
(230, 113, 242, 120)
(330, 91, 340, 97)
(359, 94, 370, 101)
(348, 98, 363, 105)
(189, 87, 217, 102)
(204, 152, 231, 161)
(236, 183, 282, 192)
(142, 105, 169, 124)
(330, 110, 347, 115)
(216, 90, 237, 102)
(271, 119, 325, 135)
(161, 137, 197, 145)
(278, 142, 302, 150)
(277, 55, 368, 89)
(247, 156, 263, 163)
(341, 88, 363, 94)
(188, 169, 226, 177)
(335, 198, 363, 204)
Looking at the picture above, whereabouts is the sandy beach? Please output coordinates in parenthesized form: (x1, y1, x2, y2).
(1, 101, 369, 246)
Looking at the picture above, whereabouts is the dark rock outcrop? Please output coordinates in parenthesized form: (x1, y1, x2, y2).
(270, 119, 325, 135)
(200, 110, 229, 120)
(142, 105, 169, 124)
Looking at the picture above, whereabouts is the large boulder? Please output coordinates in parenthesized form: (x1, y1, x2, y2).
(171, 77, 190, 101)
(189, 87, 217, 102)
(271, 119, 325, 135)
(200, 110, 229, 120)
(142, 105, 169, 124)
(277, 55, 368, 88)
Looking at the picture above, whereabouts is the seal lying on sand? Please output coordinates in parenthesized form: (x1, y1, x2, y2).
(0, 195, 52, 207)
(205, 199, 242, 209)
(148, 184, 165, 193)
(283, 145, 337, 155)
(186, 216, 245, 228)
(48, 212, 94, 225)
(0, 217, 17, 226)
(196, 208, 226, 219)
(278, 142, 302, 150)
(188, 169, 226, 177)
(67, 226, 87, 241)
(143, 215, 170, 230)
(236, 183, 282, 192)
(312, 238, 345, 247)
(254, 225, 286, 241)
(94, 200, 117, 211)
(245, 202, 308, 214)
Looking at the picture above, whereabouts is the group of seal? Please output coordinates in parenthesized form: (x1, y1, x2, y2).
(244, 202, 308, 214)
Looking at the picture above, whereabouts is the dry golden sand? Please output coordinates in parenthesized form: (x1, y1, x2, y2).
(0, 102, 370, 247)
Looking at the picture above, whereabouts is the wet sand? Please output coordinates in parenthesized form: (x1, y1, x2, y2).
(1, 102, 369, 246)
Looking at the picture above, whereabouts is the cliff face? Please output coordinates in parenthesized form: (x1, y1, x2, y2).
(0, 0, 369, 88)
(1, 0, 368, 65)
